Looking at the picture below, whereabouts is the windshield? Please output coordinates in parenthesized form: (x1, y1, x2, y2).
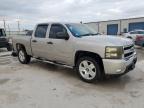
(0, 29, 6, 37)
(137, 31, 144, 34)
(66, 24, 98, 37)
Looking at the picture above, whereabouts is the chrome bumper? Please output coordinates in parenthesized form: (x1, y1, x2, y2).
(103, 52, 137, 75)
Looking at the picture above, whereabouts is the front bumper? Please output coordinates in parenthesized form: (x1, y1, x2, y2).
(102, 52, 137, 75)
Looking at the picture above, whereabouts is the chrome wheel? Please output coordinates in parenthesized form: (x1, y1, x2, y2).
(79, 60, 96, 80)
(19, 50, 25, 62)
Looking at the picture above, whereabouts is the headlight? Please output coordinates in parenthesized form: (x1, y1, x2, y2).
(105, 46, 123, 59)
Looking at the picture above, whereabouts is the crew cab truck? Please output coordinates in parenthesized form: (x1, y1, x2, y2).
(0, 28, 12, 51)
(12, 23, 137, 83)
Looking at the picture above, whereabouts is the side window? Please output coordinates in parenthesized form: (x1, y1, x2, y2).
(35, 24, 48, 38)
(49, 24, 66, 39)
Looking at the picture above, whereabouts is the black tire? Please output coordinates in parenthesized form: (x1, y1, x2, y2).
(11, 52, 17, 57)
(76, 56, 103, 83)
(7, 45, 12, 51)
(18, 49, 31, 64)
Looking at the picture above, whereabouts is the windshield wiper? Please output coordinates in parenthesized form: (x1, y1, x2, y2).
(79, 33, 98, 37)
(90, 33, 99, 35)
(79, 34, 92, 36)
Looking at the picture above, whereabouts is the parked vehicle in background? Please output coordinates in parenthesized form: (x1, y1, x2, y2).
(135, 35, 144, 47)
(0, 28, 12, 51)
(124, 30, 144, 41)
(12, 22, 137, 83)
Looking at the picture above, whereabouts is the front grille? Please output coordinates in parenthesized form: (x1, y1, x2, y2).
(124, 44, 135, 60)
(124, 44, 134, 50)
(124, 52, 133, 58)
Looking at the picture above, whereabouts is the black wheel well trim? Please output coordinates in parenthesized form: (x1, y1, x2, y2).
(74, 50, 105, 74)
(16, 43, 26, 52)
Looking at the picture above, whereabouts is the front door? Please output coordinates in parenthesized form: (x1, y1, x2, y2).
(47, 24, 73, 65)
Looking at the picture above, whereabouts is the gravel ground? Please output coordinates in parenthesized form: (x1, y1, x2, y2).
(0, 48, 144, 108)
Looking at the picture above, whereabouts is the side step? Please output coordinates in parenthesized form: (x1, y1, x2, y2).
(36, 58, 73, 69)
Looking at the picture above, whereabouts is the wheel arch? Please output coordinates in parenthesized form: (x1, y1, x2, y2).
(74, 50, 105, 73)
(16, 43, 26, 52)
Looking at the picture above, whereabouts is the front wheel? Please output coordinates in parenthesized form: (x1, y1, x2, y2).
(76, 57, 102, 83)
(18, 49, 31, 64)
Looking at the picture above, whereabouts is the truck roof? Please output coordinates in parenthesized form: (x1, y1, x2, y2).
(37, 22, 81, 25)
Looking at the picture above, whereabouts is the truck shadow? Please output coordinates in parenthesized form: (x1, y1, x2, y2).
(28, 59, 140, 92)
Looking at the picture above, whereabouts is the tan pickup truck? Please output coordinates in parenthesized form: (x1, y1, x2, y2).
(12, 22, 137, 83)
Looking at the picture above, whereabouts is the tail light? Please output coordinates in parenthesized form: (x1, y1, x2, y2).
(136, 35, 144, 41)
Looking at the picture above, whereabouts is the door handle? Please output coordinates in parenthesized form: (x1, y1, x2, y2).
(32, 40, 37, 43)
(47, 42, 53, 44)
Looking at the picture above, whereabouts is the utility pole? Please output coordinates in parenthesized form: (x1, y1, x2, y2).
(17, 20, 20, 32)
(3, 19, 6, 31)
(7, 24, 10, 36)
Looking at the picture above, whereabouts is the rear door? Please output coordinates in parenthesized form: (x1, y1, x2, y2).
(31, 24, 50, 58)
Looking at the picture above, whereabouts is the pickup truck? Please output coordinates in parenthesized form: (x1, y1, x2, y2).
(0, 28, 12, 51)
(12, 22, 137, 83)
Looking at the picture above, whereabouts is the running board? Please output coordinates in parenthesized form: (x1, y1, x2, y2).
(36, 58, 73, 69)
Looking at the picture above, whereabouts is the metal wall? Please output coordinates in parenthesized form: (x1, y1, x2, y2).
(85, 17, 144, 35)
(107, 24, 118, 35)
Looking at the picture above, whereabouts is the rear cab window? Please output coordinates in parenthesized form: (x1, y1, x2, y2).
(34, 24, 48, 38)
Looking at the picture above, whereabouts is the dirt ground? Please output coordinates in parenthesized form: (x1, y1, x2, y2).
(0, 48, 144, 108)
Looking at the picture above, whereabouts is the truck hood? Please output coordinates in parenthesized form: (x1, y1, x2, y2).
(80, 35, 133, 46)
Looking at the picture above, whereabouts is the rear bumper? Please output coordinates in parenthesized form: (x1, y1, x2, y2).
(103, 52, 137, 75)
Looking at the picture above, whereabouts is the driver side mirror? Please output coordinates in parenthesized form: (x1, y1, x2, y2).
(56, 32, 69, 40)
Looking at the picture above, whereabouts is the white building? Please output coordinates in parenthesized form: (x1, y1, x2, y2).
(85, 17, 144, 35)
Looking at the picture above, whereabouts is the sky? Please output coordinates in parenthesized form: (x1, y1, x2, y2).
(0, 0, 144, 31)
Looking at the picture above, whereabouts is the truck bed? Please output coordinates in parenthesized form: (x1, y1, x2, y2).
(12, 35, 32, 55)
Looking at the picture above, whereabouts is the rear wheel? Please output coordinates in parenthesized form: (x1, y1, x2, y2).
(76, 57, 103, 83)
(18, 49, 31, 64)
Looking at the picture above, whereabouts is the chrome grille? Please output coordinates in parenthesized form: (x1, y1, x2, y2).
(124, 44, 135, 61)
